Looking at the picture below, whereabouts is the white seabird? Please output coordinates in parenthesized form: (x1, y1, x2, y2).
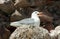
(10, 11, 40, 27)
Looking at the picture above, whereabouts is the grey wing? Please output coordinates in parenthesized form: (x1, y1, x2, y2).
(18, 18, 35, 24)
(10, 18, 35, 26)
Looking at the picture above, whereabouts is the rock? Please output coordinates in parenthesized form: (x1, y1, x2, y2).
(53, 19, 60, 26)
(46, 1, 60, 26)
(10, 0, 15, 3)
(0, 14, 11, 39)
(55, 25, 60, 30)
(39, 12, 53, 23)
(0, 21, 11, 39)
(7, 26, 16, 33)
(15, 0, 46, 7)
(9, 25, 50, 39)
(49, 26, 60, 39)
(29, 0, 47, 6)
(0, 1, 15, 15)
(15, 0, 47, 10)
(58, 33, 60, 39)
(55, 26, 60, 39)
(15, 0, 30, 8)
(38, 12, 54, 31)
(10, 10, 24, 22)
(17, 7, 35, 18)
(0, 28, 11, 39)
(0, 0, 6, 4)
(43, 23, 54, 32)
(49, 30, 57, 39)
(0, 0, 10, 4)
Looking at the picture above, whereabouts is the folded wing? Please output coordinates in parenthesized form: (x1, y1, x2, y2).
(10, 18, 35, 27)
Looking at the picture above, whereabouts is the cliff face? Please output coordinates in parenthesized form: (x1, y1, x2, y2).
(0, 0, 60, 39)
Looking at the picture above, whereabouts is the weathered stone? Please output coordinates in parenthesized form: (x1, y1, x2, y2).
(0, 21, 11, 39)
(0, 1, 15, 15)
(9, 25, 50, 39)
(55, 26, 60, 39)
(49, 26, 60, 39)
(10, 10, 24, 22)
(15, 0, 30, 8)
(0, 28, 11, 39)
(55, 26, 60, 31)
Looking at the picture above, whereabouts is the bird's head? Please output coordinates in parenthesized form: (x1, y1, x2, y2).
(31, 11, 41, 18)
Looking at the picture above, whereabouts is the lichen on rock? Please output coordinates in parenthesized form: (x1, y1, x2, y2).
(9, 25, 50, 39)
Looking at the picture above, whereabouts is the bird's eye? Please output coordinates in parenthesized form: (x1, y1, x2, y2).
(37, 14, 40, 15)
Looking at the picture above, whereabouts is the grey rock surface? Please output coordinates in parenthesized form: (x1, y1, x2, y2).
(9, 25, 50, 39)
